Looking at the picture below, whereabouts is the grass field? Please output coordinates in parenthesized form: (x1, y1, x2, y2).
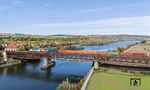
(125, 43, 150, 53)
(86, 67, 150, 90)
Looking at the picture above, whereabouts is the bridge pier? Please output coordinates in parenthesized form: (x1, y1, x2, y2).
(40, 57, 56, 69)
(94, 61, 99, 69)
(2, 51, 8, 62)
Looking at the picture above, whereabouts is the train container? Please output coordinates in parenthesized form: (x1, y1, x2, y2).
(69, 50, 77, 53)
(45, 49, 49, 52)
(58, 50, 65, 53)
(63, 50, 67, 53)
(29, 49, 40, 52)
(40, 48, 46, 52)
(78, 50, 84, 54)
(58, 50, 97, 54)
(77, 50, 97, 54)
(89, 51, 97, 54)
(64, 50, 72, 53)
(121, 52, 133, 56)
(131, 53, 146, 56)
(97, 51, 108, 55)
(78, 50, 86, 54)
(108, 52, 119, 55)
(76, 50, 84, 54)
(61, 50, 74, 54)
(121, 52, 146, 56)
(88, 51, 96, 54)
(74, 50, 79, 54)
(48, 49, 58, 53)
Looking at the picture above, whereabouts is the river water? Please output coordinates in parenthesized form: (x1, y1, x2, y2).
(84, 40, 140, 51)
(0, 40, 139, 90)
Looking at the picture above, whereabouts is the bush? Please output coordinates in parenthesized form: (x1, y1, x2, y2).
(57, 78, 83, 90)
(0, 56, 3, 61)
(59, 45, 84, 50)
(141, 40, 146, 43)
(0, 45, 4, 50)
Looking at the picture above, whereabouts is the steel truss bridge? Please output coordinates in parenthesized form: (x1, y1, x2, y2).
(1, 51, 149, 68)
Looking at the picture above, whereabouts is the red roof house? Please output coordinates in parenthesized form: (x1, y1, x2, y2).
(5, 45, 18, 51)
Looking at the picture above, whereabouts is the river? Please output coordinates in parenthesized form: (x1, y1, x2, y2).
(0, 40, 139, 90)
(84, 40, 140, 51)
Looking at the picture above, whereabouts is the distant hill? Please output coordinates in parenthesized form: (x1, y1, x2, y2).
(0, 33, 150, 40)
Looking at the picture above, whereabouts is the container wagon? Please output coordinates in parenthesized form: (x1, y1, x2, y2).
(97, 51, 108, 55)
(108, 52, 119, 55)
(121, 52, 146, 57)
(58, 50, 97, 54)
(131, 53, 146, 56)
(121, 52, 133, 56)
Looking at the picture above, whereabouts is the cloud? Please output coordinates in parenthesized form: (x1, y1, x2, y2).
(68, 7, 109, 15)
(4, 16, 150, 35)
(16, 16, 150, 26)
(65, 2, 147, 16)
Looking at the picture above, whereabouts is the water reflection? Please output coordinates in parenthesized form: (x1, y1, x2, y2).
(0, 60, 92, 90)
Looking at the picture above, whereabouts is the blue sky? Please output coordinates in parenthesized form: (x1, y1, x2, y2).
(0, 0, 150, 35)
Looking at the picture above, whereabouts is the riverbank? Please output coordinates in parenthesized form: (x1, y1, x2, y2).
(0, 60, 21, 68)
(81, 40, 125, 46)
(81, 67, 94, 90)
(86, 67, 150, 90)
(123, 43, 150, 53)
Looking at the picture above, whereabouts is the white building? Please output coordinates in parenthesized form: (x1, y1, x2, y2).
(5, 45, 18, 51)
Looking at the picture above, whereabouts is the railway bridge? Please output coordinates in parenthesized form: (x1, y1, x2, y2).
(1, 51, 150, 69)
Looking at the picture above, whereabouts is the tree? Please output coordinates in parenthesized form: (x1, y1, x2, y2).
(18, 45, 25, 51)
(57, 78, 84, 90)
(0, 45, 4, 50)
(141, 40, 146, 43)
(0, 39, 4, 43)
(24, 45, 31, 51)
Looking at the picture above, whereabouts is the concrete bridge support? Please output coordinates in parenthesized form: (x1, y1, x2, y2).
(94, 61, 99, 69)
(2, 51, 8, 62)
(40, 57, 56, 68)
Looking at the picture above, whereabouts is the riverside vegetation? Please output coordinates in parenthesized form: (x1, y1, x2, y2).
(57, 78, 84, 90)
(0, 34, 149, 51)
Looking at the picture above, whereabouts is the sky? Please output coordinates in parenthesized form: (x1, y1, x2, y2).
(0, 0, 150, 35)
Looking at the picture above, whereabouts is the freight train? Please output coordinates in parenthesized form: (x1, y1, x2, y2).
(121, 52, 147, 57)
(58, 50, 148, 57)
(29, 48, 148, 57)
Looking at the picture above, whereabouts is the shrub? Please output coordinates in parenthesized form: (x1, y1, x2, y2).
(57, 78, 83, 90)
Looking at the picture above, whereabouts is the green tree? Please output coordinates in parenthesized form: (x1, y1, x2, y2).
(0, 45, 4, 50)
(141, 40, 146, 43)
(24, 45, 31, 51)
(18, 45, 25, 51)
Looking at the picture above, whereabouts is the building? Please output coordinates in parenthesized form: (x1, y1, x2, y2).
(1, 44, 8, 47)
(5, 45, 18, 51)
(29, 48, 40, 52)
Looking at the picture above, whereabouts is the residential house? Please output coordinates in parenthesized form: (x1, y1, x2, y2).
(5, 45, 18, 51)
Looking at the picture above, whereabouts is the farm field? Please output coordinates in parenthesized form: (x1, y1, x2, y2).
(86, 67, 150, 90)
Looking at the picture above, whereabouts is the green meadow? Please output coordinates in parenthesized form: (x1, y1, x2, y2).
(86, 67, 150, 90)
